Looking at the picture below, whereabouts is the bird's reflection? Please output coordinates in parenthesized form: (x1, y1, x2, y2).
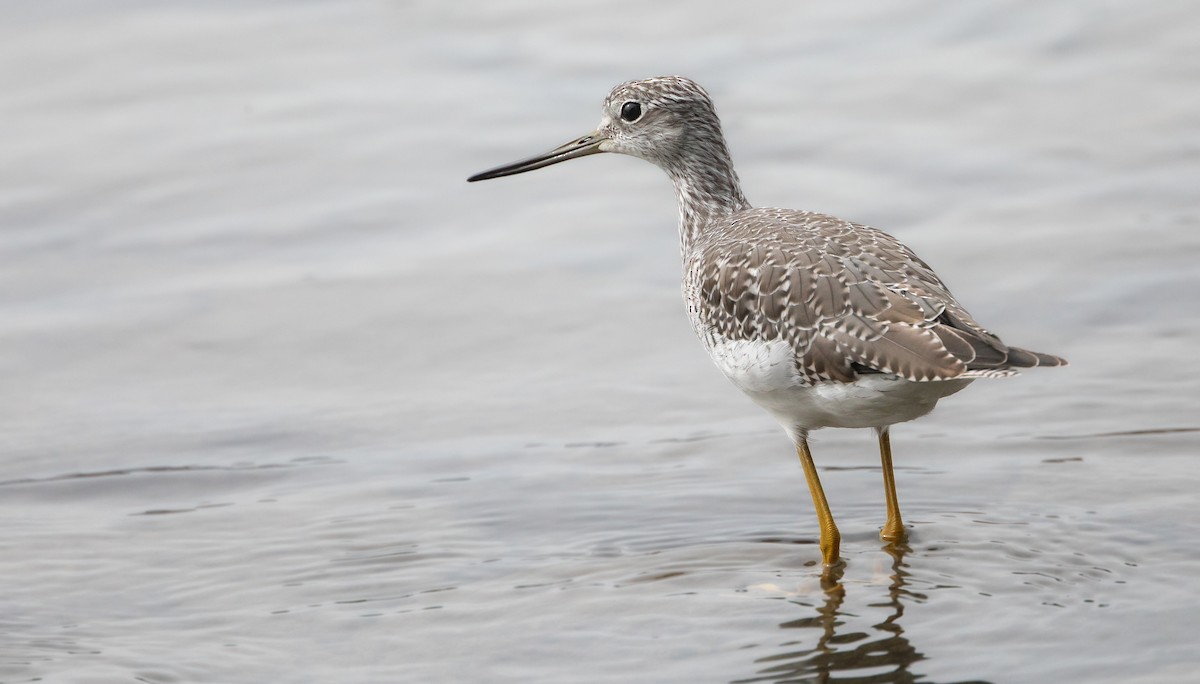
(736, 543, 992, 684)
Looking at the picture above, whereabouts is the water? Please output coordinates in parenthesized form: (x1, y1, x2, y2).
(1, 1, 1198, 682)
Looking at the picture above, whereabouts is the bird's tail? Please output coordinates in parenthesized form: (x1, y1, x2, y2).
(1004, 346, 1068, 368)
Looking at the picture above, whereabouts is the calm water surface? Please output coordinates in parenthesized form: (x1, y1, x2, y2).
(1, 2, 1198, 682)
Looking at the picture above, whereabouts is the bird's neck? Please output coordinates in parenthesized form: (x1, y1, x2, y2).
(664, 147, 750, 257)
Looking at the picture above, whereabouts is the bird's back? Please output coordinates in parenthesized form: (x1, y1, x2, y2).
(682, 208, 1065, 388)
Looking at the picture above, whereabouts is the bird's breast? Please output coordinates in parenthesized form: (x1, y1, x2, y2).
(701, 334, 804, 395)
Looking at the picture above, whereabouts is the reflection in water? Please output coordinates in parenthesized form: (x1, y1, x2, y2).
(736, 544, 993, 684)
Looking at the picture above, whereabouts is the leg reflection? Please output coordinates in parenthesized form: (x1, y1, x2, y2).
(735, 543, 992, 684)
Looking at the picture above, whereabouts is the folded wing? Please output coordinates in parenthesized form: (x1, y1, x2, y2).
(687, 210, 1066, 385)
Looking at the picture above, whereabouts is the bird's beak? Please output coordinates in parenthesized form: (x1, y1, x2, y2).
(467, 130, 607, 182)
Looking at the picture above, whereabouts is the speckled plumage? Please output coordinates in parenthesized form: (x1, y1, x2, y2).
(468, 76, 1065, 569)
(682, 207, 1063, 387)
(596, 78, 1064, 388)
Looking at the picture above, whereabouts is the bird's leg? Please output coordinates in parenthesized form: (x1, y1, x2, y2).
(877, 426, 907, 543)
(795, 431, 841, 568)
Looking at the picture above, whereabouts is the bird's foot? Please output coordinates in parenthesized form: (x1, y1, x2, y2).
(880, 520, 907, 543)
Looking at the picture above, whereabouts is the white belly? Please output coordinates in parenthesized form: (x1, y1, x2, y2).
(703, 336, 972, 433)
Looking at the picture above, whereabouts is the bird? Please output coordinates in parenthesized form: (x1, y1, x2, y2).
(467, 76, 1065, 572)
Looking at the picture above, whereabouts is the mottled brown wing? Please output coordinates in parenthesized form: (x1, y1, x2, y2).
(688, 210, 1065, 384)
(843, 222, 1067, 372)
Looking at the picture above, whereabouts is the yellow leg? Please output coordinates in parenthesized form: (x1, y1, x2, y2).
(795, 431, 841, 568)
(877, 426, 907, 543)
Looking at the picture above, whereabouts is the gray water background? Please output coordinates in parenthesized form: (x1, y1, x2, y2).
(1, 1, 1198, 682)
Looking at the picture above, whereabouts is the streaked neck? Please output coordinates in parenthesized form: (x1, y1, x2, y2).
(663, 144, 750, 257)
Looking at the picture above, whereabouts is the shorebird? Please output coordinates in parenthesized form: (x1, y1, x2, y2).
(468, 76, 1064, 570)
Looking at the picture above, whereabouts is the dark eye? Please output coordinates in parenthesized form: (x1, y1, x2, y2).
(620, 101, 642, 122)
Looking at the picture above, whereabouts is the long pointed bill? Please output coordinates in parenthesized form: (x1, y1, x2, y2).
(467, 131, 607, 182)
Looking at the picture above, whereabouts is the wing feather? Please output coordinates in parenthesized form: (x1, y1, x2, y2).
(685, 209, 1066, 384)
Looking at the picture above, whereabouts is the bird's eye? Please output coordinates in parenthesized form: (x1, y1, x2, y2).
(620, 101, 642, 122)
